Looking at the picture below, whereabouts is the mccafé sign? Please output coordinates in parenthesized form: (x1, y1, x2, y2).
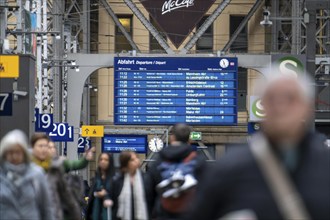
(140, 0, 216, 48)
(162, 0, 195, 15)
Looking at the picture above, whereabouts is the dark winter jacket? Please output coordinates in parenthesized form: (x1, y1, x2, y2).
(86, 172, 112, 220)
(147, 143, 206, 219)
(0, 163, 54, 220)
(47, 158, 82, 220)
(186, 132, 330, 220)
(110, 172, 153, 220)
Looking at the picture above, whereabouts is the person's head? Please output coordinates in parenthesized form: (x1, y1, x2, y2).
(0, 130, 30, 165)
(261, 74, 314, 143)
(170, 123, 192, 144)
(120, 151, 140, 175)
(47, 141, 58, 158)
(97, 153, 112, 173)
(30, 133, 50, 161)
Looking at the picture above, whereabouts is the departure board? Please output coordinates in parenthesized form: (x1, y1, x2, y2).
(102, 135, 147, 153)
(114, 57, 238, 125)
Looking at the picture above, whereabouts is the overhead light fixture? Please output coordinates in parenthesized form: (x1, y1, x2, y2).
(42, 61, 48, 68)
(55, 34, 61, 40)
(71, 61, 76, 66)
(3, 39, 10, 51)
(260, 9, 273, 27)
(75, 67, 80, 72)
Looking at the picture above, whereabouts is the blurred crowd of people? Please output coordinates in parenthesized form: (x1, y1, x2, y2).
(1, 75, 329, 220)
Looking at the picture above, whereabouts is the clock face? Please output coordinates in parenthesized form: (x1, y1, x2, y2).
(219, 58, 229, 68)
(148, 137, 164, 153)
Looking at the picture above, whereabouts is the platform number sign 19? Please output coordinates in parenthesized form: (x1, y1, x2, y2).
(35, 109, 54, 132)
(0, 93, 13, 116)
(48, 123, 74, 142)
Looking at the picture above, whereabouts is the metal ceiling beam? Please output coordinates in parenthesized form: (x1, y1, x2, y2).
(306, 0, 330, 9)
(81, 0, 90, 53)
(0, 0, 7, 53)
(222, 0, 264, 52)
(123, 0, 174, 54)
(99, 0, 140, 52)
(291, 0, 302, 54)
(53, 0, 64, 123)
(180, 0, 232, 54)
(64, 0, 77, 19)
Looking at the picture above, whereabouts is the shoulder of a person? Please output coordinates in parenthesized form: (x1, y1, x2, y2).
(146, 154, 162, 172)
(112, 172, 124, 182)
(52, 157, 66, 167)
(141, 171, 150, 180)
(0, 167, 6, 179)
(213, 145, 255, 173)
(309, 132, 328, 149)
(29, 163, 46, 176)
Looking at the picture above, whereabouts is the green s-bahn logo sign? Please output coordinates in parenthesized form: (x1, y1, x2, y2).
(272, 55, 305, 77)
(249, 55, 306, 122)
(250, 96, 265, 122)
(252, 98, 266, 119)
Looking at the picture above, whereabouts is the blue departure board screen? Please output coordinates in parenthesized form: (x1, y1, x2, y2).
(102, 135, 147, 153)
(114, 57, 238, 125)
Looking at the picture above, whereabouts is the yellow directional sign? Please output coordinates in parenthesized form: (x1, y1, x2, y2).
(0, 55, 19, 78)
(81, 125, 104, 137)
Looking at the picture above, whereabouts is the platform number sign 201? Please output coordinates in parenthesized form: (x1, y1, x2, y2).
(48, 123, 74, 142)
(0, 93, 13, 116)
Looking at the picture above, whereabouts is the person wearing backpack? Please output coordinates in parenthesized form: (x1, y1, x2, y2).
(186, 75, 330, 220)
(147, 123, 206, 220)
(111, 151, 151, 220)
(0, 130, 54, 220)
(30, 133, 95, 220)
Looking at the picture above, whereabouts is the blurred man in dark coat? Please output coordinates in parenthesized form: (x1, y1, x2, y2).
(147, 124, 206, 219)
(187, 74, 330, 220)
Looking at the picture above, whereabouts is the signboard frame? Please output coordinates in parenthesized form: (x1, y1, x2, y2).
(0, 93, 13, 116)
(81, 125, 104, 137)
(0, 55, 20, 78)
(114, 57, 238, 126)
(139, 0, 216, 48)
(102, 134, 148, 154)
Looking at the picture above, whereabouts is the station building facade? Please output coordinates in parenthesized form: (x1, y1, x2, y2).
(89, 0, 267, 170)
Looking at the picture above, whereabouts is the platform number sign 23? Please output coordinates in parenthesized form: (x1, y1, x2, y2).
(0, 93, 13, 116)
(78, 137, 91, 153)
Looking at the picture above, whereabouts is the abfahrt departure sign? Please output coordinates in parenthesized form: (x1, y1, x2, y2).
(114, 57, 238, 125)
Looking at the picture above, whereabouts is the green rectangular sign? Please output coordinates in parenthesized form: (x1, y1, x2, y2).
(190, 132, 202, 141)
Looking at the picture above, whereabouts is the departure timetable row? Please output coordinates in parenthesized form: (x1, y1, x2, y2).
(116, 71, 236, 80)
(116, 89, 236, 98)
(115, 106, 236, 115)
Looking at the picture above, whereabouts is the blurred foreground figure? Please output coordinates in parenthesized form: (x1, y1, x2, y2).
(187, 75, 330, 220)
(0, 130, 54, 220)
(86, 153, 114, 220)
(111, 151, 150, 220)
(148, 123, 206, 219)
(31, 134, 94, 220)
